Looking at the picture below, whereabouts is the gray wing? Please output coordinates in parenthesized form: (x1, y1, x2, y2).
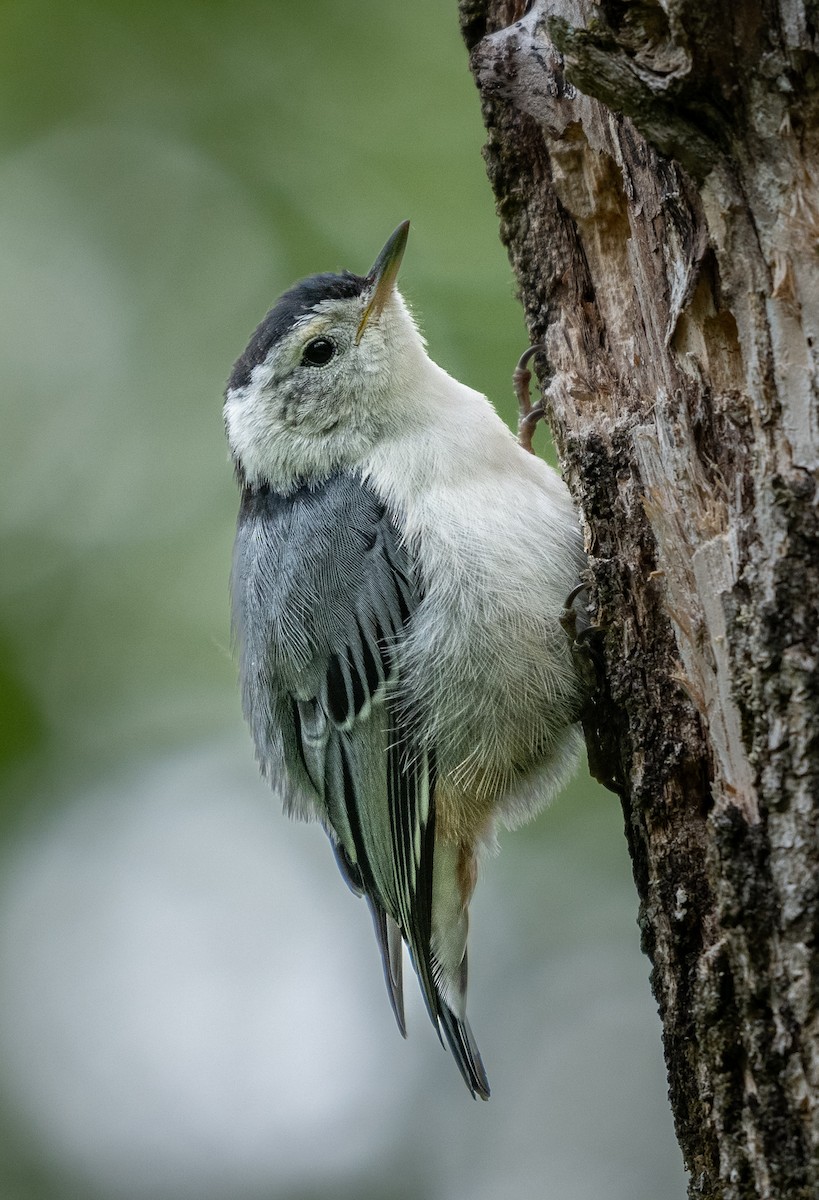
(231, 472, 439, 1036)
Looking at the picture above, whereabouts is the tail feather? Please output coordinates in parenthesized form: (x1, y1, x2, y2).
(367, 900, 406, 1037)
(438, 1003, 490, 1101)
(364, 893, 491, 1097)
(340, 804, 490, 1097)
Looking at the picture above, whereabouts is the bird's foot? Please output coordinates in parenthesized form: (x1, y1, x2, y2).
(513, 344, 546, 454)
(560, 581, 605, 693)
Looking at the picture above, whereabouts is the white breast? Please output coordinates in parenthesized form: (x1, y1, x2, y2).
(361, 351, 585, 836)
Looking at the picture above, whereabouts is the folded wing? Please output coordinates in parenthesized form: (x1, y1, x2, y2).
(232, 471, 488, 1098)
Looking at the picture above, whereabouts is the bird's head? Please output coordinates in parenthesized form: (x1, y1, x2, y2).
(224, 221, 422, 490)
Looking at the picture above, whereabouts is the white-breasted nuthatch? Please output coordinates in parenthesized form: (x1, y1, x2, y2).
(225, 222, 586, 1099)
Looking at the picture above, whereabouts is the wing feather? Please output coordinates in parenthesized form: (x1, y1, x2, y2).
(234, 474, 436, 1015)
(233, 471, 488, 1095)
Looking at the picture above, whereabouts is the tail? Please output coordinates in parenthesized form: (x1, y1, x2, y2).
(369, 907, 491, 1099)
(368, 903, 406, 1038)
(369, 917, 492, 1099)
(427, 840, 490, 1098)
(438, 1001, 490, 1100)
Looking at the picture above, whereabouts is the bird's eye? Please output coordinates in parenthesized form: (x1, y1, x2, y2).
(301, 336, 337, 367)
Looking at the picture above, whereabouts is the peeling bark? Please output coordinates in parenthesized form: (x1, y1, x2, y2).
(458, 2, 819, 1196)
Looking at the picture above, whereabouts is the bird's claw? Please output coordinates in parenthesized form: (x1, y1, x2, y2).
(514, 344, 547, 454)
(559, 582, 588, 640)
(560, 581, 604, 694)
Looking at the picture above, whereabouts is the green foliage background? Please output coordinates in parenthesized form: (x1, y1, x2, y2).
(0, 3, 685, 1198)
(0, 0, 532, 788)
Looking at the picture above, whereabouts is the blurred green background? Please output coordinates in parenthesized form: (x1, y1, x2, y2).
(0, 2, 686, 1198)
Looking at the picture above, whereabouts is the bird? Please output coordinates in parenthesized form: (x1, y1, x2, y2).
(224, 221, 586, 1099)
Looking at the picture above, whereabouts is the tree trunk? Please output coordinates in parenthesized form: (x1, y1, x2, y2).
(458, 2, 819, 1196)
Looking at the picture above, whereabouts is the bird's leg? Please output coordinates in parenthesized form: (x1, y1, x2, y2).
(513, 344, 546, 454)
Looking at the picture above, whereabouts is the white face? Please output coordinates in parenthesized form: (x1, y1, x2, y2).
(224, 287, 422, 490)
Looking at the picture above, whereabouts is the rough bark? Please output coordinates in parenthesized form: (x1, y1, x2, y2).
(458, 2, 819, 1196)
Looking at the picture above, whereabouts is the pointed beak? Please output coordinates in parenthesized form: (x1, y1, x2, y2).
(355, 220, 410, 344)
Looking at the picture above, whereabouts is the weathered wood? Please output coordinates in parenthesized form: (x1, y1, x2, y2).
(459, 2, 819, 1196)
